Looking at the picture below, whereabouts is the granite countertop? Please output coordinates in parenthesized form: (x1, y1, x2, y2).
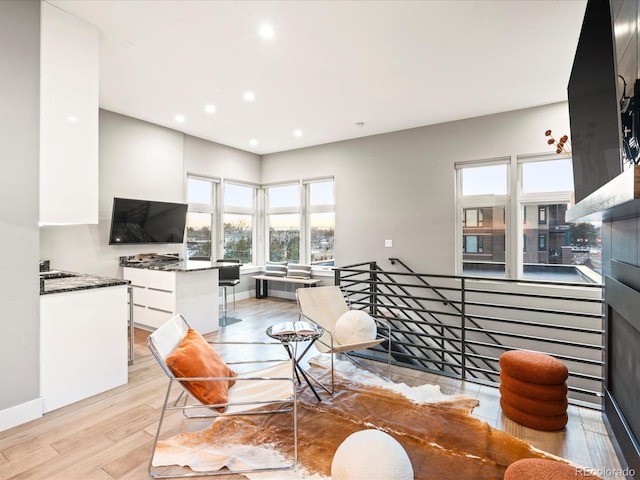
(120, 257, 224, 272)
(40, 270, 129, 295)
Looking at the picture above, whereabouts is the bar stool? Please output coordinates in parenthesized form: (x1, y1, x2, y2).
(217, 259, 241, 326)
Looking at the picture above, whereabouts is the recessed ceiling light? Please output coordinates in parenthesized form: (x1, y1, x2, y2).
(204, 104, 216, 114)
(259, 24, 275, 39)
(174, 114, 185, 123)
(249, 139, 258, 146)
(293, 129, 303, 137)
(67, 115, 78, 123)
(243, 91, 255, 102)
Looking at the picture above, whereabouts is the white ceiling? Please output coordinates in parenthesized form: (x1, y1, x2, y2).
(48, 0, 588, 155)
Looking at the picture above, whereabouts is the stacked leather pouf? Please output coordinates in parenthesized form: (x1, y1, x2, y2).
(504, 458, 602, 479)
(499, 350, 569, 431)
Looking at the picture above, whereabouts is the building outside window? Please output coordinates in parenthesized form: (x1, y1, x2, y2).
(185, 175, 217, 260)
(223, 181, 256, 264)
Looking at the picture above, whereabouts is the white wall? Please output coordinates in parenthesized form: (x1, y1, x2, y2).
(40, 102, 570, 282)
(0, 0, 42, 429)
(184, 134, 261, 183)
(262, 102, 571, 275)
(40, 110, 261, 278)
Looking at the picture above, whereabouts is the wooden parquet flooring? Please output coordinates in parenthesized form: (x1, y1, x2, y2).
(0, 297, 623, 479)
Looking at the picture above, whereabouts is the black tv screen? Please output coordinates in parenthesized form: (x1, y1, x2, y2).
(567, 0, 623, 203)
(109, 197, 188, 245)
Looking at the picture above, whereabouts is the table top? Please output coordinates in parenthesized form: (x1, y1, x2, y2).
(266, 322, 323, 342)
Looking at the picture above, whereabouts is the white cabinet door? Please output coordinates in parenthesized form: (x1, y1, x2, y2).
(40, 286, 128, 413)
(40, 2, 99, 225)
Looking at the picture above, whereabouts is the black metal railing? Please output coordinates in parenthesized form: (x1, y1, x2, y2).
(334, 260, 605, 407)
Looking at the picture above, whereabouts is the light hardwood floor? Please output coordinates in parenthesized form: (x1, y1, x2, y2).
(0, 297, 624, 479)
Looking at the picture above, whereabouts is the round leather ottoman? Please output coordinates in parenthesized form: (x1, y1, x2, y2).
(500, 397, 568, 431)
(504, 458, 602, 479)
(499, 350, 568, 385)
(500, 372, 568, 401)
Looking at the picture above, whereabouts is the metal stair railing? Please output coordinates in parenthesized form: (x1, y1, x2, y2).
(333, 260, 605, 407)
(335, 261, 503, 380)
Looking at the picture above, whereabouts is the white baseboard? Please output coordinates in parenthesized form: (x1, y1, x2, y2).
(0, 397, 43, 432)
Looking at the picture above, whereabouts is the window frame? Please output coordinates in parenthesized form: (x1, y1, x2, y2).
(455, 158, 510, 276)
(222, 179, 258, 266)
(456, 153, 576, 279)
(185, 174, 220, 261)
(304, 177, 335, 269)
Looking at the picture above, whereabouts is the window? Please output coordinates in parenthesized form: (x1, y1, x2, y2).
(464, 209, 484, 227)
(463, 235, 484, 253)
(458, 155, 602, 280)
(538, 233, 547, 251)
(307, 179, 335, 266)
(538, 206, 547, 224)
(266, 184, 300, 262)
(264, 178, 335, 266)
(186, 175, 217, 260)
(457, 162, 508, 277)
(223, 182, 256, 264)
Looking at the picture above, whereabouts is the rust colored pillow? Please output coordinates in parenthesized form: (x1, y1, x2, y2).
(165, 328, 237, 412)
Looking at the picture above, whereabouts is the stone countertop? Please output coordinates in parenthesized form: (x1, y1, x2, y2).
(40, 271, 129, 296)
(121, 259, 228, 272)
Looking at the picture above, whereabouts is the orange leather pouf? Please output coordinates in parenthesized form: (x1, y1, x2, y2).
(499, 351, 569, 431)
(499, 350, 568, 385)
(504, 458, 602, 479)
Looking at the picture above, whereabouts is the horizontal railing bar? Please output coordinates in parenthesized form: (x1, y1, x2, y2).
(462, 314, 604, 334)
(336, 266, 604, 289)
(464, 330, 604, 350)
(462, 300, 603, 319)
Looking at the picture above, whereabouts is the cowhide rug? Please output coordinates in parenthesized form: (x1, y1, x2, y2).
(152, 357, 562, 479)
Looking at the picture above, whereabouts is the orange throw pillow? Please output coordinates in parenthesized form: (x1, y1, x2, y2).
(165, 328, 237, 412)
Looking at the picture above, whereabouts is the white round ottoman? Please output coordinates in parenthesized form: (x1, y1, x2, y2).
(331, 429, 413, 480)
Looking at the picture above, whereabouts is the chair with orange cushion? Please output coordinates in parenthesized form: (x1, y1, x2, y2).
(147, 314, 297, 478)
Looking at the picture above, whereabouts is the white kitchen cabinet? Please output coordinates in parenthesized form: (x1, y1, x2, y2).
(39, 2, 99, 225)
(124, 267, 219, 334)
(40, 285, 129, 413)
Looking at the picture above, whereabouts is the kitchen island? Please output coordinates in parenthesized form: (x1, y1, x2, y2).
(40, 270, 129, 413)
(122, 258, 221, 334)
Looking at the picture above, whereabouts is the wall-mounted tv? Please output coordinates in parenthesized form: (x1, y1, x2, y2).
(567, 0, 623, 204)
(108, 197, 188, 245)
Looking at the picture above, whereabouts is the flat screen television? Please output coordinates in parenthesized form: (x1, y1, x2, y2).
(108, 197, 188, 245)
(567, 0, 624, 204)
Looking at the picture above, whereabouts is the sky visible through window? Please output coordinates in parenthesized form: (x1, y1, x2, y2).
(462, 159, 574, 196)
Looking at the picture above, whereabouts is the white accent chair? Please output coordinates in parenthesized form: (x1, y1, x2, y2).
(147, 314, 297, 478)
(296, 285, 391, 393)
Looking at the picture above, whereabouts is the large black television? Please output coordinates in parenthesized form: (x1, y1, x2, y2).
(108, 197, 188, 245)
(567, 0, 624, 204)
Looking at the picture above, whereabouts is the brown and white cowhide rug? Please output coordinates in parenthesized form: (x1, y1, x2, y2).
(153, 357, 561, 479)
